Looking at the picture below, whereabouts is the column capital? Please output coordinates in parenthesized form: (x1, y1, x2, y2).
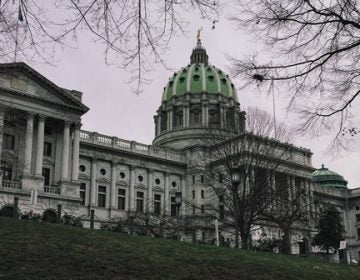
(26, 111, 35, 119)
(111, 160, 118, 166)
(37, 114, 46, 121)
(74, 122, 82, 129)
(64, 120, 71, 127)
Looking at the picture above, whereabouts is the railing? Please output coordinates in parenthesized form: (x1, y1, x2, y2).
(80, 130, 185, 162)
(44, 186, 60, 195)
(2, 180, 22, 190)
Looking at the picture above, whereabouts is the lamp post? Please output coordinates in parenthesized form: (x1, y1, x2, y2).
(175, 191, 182, 241)
(231, 168, 241, 248)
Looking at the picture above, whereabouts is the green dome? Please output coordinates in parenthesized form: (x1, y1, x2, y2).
(312, 164, 348, 189)
(161, 40, 238, 102)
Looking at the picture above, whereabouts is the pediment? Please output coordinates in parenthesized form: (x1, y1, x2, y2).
(0, 63, 88, 113)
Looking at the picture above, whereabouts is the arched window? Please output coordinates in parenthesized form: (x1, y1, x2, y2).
(174, 111, 183, 128)
(191, 108, 201, 125)
(43, 209, 57, 223)
(160, 111, 167, 131)
(208, 107, 219, 125)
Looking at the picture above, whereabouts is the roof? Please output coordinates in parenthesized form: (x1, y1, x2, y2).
(312, 164, 348, 189)
(161, 40, 238, 102)
(0, 62, 89, 114)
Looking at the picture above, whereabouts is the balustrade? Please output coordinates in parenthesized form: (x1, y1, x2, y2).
(79, 130, 185, 162)
(2, 180, 21, 190)
(44, 186, 60, 195)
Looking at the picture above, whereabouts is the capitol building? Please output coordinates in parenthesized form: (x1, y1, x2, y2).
(0, 38, 360, 260)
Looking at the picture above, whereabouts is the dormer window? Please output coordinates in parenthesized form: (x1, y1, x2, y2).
(221, 78, 227, 85)
(193, 75, 200, 81)
(208, 75, 214, 82)
(179, 77, 186, 83)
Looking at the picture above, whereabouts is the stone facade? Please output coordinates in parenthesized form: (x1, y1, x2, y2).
(0, 46, 359, 261)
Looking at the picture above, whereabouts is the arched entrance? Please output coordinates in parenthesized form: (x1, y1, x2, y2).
(0, 205, 16, 217)
(42, 209, 57, 223)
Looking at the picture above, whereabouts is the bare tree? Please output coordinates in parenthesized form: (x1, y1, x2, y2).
(194, 107, 291, 249)
(229, 0, 360, 150)
(259, 174, 311, 254)
(0, 0, 219, 92)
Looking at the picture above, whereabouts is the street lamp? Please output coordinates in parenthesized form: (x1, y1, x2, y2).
(175, 191, 182, 241)
(230, 168, 241, 248)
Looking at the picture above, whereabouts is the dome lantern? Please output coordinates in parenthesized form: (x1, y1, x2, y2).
(312, 164, 348, 189)
(190, 38, 208, 64)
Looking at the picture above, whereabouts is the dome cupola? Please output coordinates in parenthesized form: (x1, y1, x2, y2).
(153, 35, 246, 149)
(312, 164, 348, 189)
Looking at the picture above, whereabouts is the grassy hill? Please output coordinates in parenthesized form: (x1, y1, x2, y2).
(0, 218, 359, 280)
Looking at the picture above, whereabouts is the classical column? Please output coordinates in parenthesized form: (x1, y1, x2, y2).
(147, 169, 153, 212)
(90, 158, 97, 206)
(168, 109, 173, 131)
(184, 104, 190, 128)
(219, 105, 224, 129)
(164, 172, 169, 215)
(23, 113, 34, 175)
(202, 102, 207, 127)
(0, 110, 5, 163)
(156, 115, 161, 136)
(129, 166, 135, 212)
(110, 161, 117, 209)
(181, 176, 186, 216)
(35, 115, 45, 176)
(0, 109, 4, 184)
(61, 121, 70, 180)
(71, 123, 81, 181)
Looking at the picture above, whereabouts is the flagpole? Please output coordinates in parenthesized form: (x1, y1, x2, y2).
(14, 0, 23, 62)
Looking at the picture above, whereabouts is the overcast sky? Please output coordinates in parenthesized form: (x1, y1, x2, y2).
(25, 8, 360, 188)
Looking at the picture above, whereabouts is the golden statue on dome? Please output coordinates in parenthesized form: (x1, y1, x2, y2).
(197, 27, 203, 42)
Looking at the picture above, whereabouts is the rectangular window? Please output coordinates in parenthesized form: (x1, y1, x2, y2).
(192, 175, 195, 184)
(43, 142, 52, 156)
(201, 205, 205, 213)
(358, 228, 360, 240)
(171, 197, 177, 217)
(219, 195, 224, 203)
(3, 134, 15, 150)
(201, 190, 205, 199)
(42, 168, 50, 186)
(154, 194, 161, 215)
(356, 214, 360, 222)
(118, 189, 126, 210)
(136, 191, 144, 212)
(0, 163, 12, 181)
(98, 186, 106, 208)
(192, 205, 196, 214)
(356, 206, 360, 211)
(192, 190, 196, 199)
(201, 175, 204, 183)
(80, 183, 86, 205)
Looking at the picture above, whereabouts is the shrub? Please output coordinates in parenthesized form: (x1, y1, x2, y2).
(61, 214, 83, 228)
(20, 211, 42, 222)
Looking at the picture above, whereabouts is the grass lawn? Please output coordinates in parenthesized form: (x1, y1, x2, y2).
(0, 217, 359, 280)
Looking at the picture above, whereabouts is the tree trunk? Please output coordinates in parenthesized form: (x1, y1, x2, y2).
(281, 229, 292, 255)
(235, 226, 239, 248)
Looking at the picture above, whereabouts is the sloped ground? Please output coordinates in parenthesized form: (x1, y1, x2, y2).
(0, 217, 359, 280)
